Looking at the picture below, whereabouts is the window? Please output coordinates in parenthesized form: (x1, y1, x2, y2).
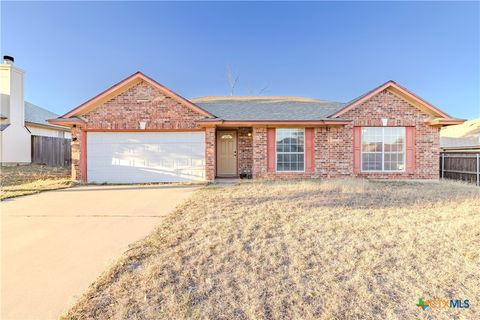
(220, 134, 233, 140)
(276, 128, 304, 171)
(361, 127, 405, 172)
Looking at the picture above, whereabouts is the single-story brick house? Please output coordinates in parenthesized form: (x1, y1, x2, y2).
(49, 72, 463, 183)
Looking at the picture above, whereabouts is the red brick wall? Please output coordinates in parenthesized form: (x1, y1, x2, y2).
(315, 126, 353, 178)
(70, 126, 82, 180)
(205, 127, 216, 180)
(71, 81, 209, 181)
(253, 128, 320, 179)
(238, 127, 253, 175)
(83, 82, 202, 130)
(252, 127, 268, 178)
(253, 127, 353, 179)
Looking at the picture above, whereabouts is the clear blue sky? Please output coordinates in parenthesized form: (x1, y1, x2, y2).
(1, 1, 479, 119)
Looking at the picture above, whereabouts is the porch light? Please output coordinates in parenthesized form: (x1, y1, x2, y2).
(381, 118, 388, 126)
(139, 121, 147, 130)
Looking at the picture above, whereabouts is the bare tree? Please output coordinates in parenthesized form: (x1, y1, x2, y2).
(257, 83, 269, 95)
(226, 66, 269, 96)
(226, 66, 239, 96)
(246, 82, 269, 96)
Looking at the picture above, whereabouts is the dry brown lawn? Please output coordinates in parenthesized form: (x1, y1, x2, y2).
(63, 179, 479, 320)
(1, 164, 72, 200)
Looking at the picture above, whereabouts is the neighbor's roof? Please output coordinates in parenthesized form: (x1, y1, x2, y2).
(0, 124, 10, 131)
(191, 96, 346, 121)
(25, 102, 69, 130)
(440, 118, 480, 148)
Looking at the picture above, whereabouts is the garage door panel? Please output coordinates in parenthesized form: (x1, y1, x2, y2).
(89, 132, 203, 144)
(87, 132, 205, 183)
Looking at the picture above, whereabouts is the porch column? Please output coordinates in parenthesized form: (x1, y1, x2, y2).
(70, 126, 86, 182)
(205, 127, 216, 180)
(252, 127, 268, 178)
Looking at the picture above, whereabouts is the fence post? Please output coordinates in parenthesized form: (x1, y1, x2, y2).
(441, 153, 445, 179)
(477, 154, 479, 186)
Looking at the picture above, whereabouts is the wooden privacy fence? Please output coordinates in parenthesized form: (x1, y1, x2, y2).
(31, 135, 71, 167)
(440, 152, 480, 186)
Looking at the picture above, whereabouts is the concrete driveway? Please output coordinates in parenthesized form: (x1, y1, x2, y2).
(1, 184, 199, 320)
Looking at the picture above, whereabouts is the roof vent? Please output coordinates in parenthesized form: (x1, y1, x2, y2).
(3, 55, 14, 64)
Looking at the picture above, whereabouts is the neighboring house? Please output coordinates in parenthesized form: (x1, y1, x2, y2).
(25, 102, 71, 139)
(50, 72, 464, 183)
(1, 56, 30, 164)
(0, 56, 70, 164)
(440, 118, 480, 153)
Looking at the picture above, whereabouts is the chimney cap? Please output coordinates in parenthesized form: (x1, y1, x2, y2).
(3, 55, 14, 63)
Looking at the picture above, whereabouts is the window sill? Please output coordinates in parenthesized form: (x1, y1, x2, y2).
(360, 171, 406, 174)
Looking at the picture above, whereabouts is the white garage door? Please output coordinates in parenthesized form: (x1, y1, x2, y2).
(87, 132, 205, 183)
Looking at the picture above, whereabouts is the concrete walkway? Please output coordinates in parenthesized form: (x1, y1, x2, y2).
(1, 184, 199, 320)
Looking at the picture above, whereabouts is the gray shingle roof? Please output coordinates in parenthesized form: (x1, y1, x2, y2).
(191, 96, 346, 121)
(0, 124, 10, 131)
(25, 102, 68, 130)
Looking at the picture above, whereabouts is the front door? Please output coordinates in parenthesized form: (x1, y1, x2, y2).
(216, 131, 237, 177)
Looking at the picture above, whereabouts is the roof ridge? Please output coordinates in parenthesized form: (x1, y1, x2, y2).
(191, 96, 343, 103)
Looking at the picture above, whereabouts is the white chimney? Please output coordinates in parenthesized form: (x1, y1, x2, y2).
(1, 56, 31, 164)
(1, 55, 25, 127)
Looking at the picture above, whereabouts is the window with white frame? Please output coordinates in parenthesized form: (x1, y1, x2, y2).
(276, 128, 305, 171)
(361, 127, 405, 171)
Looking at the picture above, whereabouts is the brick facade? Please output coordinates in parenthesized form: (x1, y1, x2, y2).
(252, 126, 351, 179)
(315, 126, 353, 178)
(205, 127, 216, 180)
(342, 89, 440, 179)
(70, 82, 441, 182)
(70, 81, 209, 181)
(250, 89, 439, 180)
(252, 127, 268, 178)
(70, 126, 82, 180)
(238, 127, 253, 176)
(82, 82, 202, 130)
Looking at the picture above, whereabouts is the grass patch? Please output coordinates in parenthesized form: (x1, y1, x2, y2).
(1, 178, 73, 200)
(1, 164, 72, 200)
(63, 179, 480, 320)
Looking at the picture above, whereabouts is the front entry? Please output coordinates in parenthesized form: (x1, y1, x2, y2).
(216, 131, 237, 177)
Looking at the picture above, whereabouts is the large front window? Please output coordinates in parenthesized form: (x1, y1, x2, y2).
(361, 127, 405, 172)
(276, 128, 304, 171)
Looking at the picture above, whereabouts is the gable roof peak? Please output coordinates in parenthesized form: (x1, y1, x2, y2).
(60, 71, 215, 119)
(330, 80, 453, 119)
